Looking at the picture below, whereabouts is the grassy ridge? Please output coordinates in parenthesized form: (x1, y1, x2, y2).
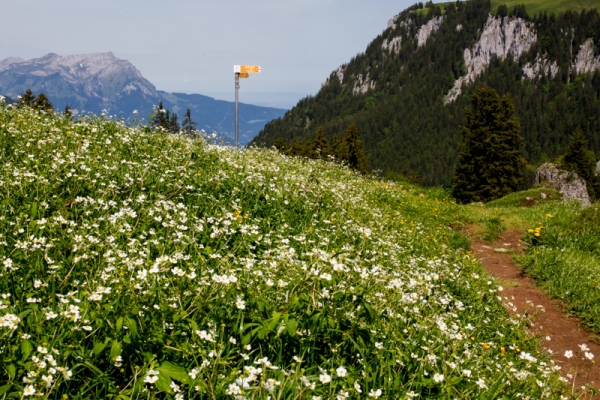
(428, 0, 600, 16)
(490, 0, 600, 16)
(0, 105, 570, 398)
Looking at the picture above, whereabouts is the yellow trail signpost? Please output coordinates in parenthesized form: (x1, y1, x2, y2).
(233, 65, 262, 147)
(234, 65, 261, 74)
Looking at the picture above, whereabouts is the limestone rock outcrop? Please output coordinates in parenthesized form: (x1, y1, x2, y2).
(571, 38, 600, 75)
(445, 14, 536, 103)
(522, 55, 560, 79)
(535, 163, 591, 207)
(417, 16, 445, 47)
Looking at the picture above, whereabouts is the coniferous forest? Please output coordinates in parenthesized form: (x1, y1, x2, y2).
(251, 0, 600, 187)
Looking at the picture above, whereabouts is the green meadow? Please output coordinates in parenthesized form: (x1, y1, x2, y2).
(0, 103, 589, 398)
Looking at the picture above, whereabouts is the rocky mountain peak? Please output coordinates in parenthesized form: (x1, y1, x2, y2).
(0, 52, 158, 101)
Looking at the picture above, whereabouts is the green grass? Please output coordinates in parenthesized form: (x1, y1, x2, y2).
(491, 0, 600, 16)
(0, 104, 571, 398)
(516, 205, 600, 334)
(425, 0, 600, 16)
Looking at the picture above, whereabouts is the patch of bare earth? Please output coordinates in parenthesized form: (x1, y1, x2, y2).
(470, 228, 599, 397)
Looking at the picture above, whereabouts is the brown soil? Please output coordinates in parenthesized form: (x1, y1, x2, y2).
(470, 228, 600, 397)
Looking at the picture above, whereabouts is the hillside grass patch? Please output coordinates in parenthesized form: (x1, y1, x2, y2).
(0, 104, 569, 398)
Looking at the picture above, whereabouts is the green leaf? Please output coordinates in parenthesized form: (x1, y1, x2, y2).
(266, 312, 282, 332)
(285, 319, 298, 336)
(110, 340, 122, 361)
(30, 202, 38, 220)
(6, 365, 15, 381)
(154, 373, 173, 394)
(116, 317, 124, 331)
(126, 317, 138, 338)
(157, 361, 191, 384)
(0, 384, 11, 395)
(20, 340, 33, 361)
(93, 338, 110, 355)
(242, 332, 252, 345)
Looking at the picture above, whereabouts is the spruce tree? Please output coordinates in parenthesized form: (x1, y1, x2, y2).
(287, 137, 308, 157)
(452, 86, 526, 203)
(311, 127, 329, 160)
(181, 108, 198, 135)
(273, 137, 287, 152)
(563, 127, 596, 198)
(18, 89, 36, 108)
(34, 93, 53, 112)
(339, 124, 368, 173)
(330, 133, 341, 160)
(169, 112, 180, 133)
(152, 102, 169, 130)
(63, 105, 74, 120)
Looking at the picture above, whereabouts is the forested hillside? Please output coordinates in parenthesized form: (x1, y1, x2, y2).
(251, 0, 600, 186)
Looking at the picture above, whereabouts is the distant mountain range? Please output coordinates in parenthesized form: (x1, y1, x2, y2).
(0, 52, 286, 145)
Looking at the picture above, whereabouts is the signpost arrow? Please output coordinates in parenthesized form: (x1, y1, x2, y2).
(240, 65, 261, 74)
(238, 72, 250, 79)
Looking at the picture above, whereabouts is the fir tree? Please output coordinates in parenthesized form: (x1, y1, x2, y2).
(452, 86, 526, 203)
(563, 127, 596, 198)
(18, 89, 36, 108)
(339, 124, 368, 173)
(17, 89, 53, 112)
(169, 112, 180, 133)
(34, 93, 53, 112)
(311, 127, 329, 160)
(330, 133, 341, 160)
(287, 137, 308, 157)
(273, 137, 287, 152)
(63, 105, 74, 120)
(152, 102, 169, 130)
(181, 108, 198, 135)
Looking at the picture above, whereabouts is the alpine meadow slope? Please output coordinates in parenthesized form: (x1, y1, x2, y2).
(0, 101, 573, 398)
(251, 0, 600, 186)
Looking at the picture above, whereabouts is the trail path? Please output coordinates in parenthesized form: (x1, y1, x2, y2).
(470, 229, 600, 396)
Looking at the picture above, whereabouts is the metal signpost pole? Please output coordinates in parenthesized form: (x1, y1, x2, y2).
(235, 72, 239, 148)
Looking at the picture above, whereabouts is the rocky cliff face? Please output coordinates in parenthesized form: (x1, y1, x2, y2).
(445, 14, 537, 103)
(325, 15, 447, 96)
(572, 38, 600, 74)
(444, 14, 600, 104)
(417, 16, 445, 47)
(522, 55, 560, 80)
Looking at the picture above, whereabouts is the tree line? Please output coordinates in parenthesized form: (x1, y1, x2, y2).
(9, 89, 200, 135)
(272, 124, 369, 174)
(150, 101, 197, 135)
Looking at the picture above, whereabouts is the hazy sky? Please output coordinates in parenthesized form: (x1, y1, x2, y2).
(2, 0, 419, 109)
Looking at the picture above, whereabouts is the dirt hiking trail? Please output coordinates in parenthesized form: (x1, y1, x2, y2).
(470, 229, 600, 397)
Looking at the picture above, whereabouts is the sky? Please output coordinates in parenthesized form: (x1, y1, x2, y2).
(1, 0, 419, 109)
